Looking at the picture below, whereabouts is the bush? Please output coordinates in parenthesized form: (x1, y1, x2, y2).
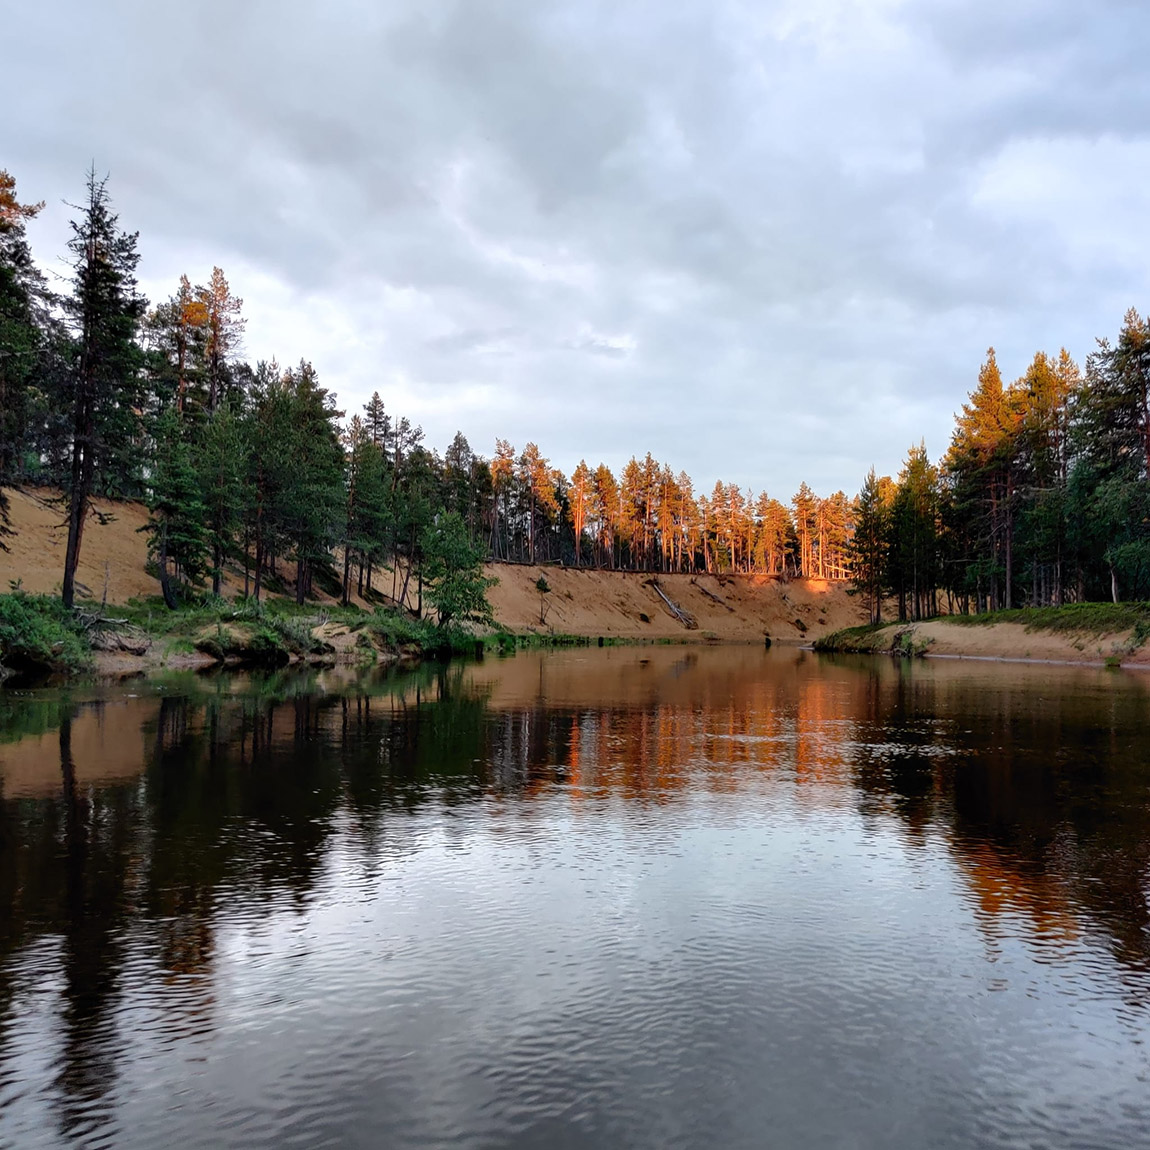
(0, 592, 92, 675)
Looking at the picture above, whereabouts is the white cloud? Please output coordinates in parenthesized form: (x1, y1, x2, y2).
(7, 0, 1150, 495)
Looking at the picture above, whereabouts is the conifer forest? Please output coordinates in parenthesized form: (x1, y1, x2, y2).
(3, 167, 1149, 622)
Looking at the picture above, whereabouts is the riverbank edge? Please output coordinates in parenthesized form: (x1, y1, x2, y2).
(3, 590, 770, 684)
(814, 607, 1150, 668)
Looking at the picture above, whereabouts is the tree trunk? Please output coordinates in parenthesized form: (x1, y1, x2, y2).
(157, 520, 179, 610)
(398, 563, 411, 611)
(62, 405, 95, 610)
(1003, 473, 1014, 610)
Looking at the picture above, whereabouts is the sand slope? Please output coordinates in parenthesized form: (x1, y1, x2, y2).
(1, 486, 155, 601)
(912, 619, 1150, 666)
(825, 618, 1150, 667)
(484, 564, 865, 640)
(0, 486, 373, 608)
(1, 486, 867, 640)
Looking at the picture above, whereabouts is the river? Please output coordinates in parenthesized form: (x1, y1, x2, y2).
(1, 645, 1149, 1148)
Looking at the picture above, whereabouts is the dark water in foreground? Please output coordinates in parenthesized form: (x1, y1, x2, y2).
(1, 647, 1150, 1148)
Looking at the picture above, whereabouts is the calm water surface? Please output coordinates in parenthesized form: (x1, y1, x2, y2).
(1, 646, 1149, 1148)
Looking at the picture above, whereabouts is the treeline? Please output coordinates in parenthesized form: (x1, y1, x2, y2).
(4, 166, 1148, 624)
(852, 329, 1150, 623)
(0, 167, 853, 618)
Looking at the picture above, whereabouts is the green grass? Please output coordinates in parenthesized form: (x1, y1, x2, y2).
(0, 592, 93, 675)
(110, 593, 494, 662)
(943, 602, 1150, 638)
(816, 603, 1150, 657)
(812, 623, 884, 653)
(814, 622, 933, 657)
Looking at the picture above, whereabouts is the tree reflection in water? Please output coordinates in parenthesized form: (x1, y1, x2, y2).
(1, 648, 1149, 1140)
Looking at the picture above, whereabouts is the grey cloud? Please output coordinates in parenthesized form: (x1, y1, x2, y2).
(7, 0, 1150, 496)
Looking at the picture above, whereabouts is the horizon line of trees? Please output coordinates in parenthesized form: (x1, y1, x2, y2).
(852, 330, 1150, 623)
(0, 167, 853, 621)
(3, 167, 1149, 623)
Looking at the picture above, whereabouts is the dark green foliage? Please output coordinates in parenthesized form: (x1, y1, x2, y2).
(946, 602, 1150, 637)
(878, 317, 1150, 614)
(342, 416, 391, 603)
(887, 444, 939, 621)
(850, 468, 888, 625)
(198, 402, 247, 595)
(144, 406, 209, 607)
(60, 168, 147, 606)
(0, 170, 50, 544)
(0, 592, 92, 674)
(421, 511, 497, 629)
(278, 361, 346, 603)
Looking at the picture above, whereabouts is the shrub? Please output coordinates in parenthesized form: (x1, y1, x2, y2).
(0, 592, 92, 675)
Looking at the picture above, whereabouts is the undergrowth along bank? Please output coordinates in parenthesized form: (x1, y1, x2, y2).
(815, 603, 1150, 658)
(0, 591, 93, 676)
(813, 623, 933, 657)
(942, 602, 1150, 640)
(3, 589, 715, 682)
(0, 591, 480, 680)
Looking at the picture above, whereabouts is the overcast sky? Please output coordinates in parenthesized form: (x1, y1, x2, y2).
(8, 0, 1150, 495)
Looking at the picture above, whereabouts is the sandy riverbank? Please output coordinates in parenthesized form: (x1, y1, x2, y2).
(1, 486, 868, 643)
(818, 617, 1150, 668)
(483, 563, 866, 641)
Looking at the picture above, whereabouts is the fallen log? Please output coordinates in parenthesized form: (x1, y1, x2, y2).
(646, 579, 698, 629)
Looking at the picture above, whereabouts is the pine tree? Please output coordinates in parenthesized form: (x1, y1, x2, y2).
(945, 348, 1025, 610)
(279, 361, 346, 604)
(851, 468, 889, 624)
(1070, 312, 1150, 600)
(570, 461, 593, 566)
(591, 464, 618, 568)
(490, 439, 515, 561)
(342, 416, 390, 601)
(363, 391, 390, 447)
(421, 510, 497, 629)
(60, 169, 146, 607)
(444, 431, 476, 524)
(198, 403, 248, 596)
(198, 267, 245, 412)
(0, 169, 47, 546)
(889, 444, 940, 621)
(519, 443, 556, 565)
(145, 406, 208, 608)
(792, 483, 817, 577)
(145, 275, 208, 416)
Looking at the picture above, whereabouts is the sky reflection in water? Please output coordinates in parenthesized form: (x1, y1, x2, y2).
(1, 646, 1149, 1148)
